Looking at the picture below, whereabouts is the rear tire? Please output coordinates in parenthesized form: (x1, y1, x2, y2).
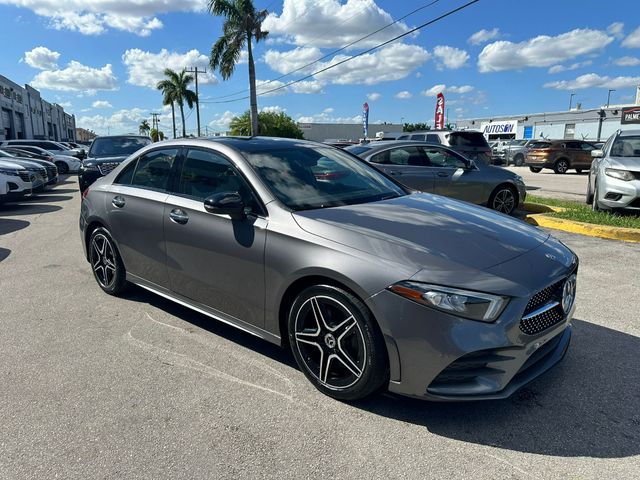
(554, 159, 570, 174)
(288, 285, 388, 401)
(88, 227, 128, 295)
(586, 175, 594, 204)
(529, 167, 542, 173)
(513, 154, 524, 166)
(576, 168, 583, 174)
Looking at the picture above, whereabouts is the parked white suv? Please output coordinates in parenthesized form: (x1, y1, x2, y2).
(0, 140, 84, 159)
(396, 130, 494, 165)
(0, 160, 33, 202)
(0, 145, 81, 173)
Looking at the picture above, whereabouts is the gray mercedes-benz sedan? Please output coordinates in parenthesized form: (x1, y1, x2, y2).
(80, 137, 577, 401)
(346, 141, 527, 215)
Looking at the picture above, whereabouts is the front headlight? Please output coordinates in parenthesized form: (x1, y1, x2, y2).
(80, 163, 99, 172)
(605, 168, 634, 181)
(514, 175, 524, 183)
(0, 168, 19, 177)
(388, 281, 508, 322)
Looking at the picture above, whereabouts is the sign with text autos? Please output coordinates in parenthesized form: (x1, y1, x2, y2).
(434, 93, 445, 130)
(621, 106, 640, 125)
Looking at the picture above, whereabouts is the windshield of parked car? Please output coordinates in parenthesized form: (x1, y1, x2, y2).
(611, 136, 640, 157)
(528, 141, 551, 149)
(243, 145, 406, 211)
(446, 132, 489, 148)
(88, 137, 151, 158)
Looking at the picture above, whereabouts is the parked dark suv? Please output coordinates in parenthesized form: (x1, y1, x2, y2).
(526, 140, 596, 174)
(79, 135, 151, 192)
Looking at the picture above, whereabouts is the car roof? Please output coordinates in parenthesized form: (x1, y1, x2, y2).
(619, 129, 640, 137)
(202, 136, 322, 153)
(93, 135, 150, 139)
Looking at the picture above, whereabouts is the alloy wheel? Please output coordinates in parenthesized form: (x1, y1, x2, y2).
(555, 160, 569, 174)
(293, 295, 367, 390)
(90, 233, 117, 288)
(492, 188, 516, 214)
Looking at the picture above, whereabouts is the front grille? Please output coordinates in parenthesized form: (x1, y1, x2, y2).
(520, 275, 571, 335)
(98, 162, 120, 176)
(18, 171, 31, 182)
(45, 165, 57, 178)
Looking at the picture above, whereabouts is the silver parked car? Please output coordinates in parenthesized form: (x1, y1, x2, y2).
(587, 129, 640, 211)
(80, 137, 577, 402)
(346, 141, 526, 215)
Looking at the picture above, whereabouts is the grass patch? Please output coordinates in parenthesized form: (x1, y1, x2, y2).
(526, 195, 640, 229)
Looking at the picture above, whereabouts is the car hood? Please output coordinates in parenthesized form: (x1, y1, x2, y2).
(293, 193, 549, 272)
(0, 160, 26, 171)
(84, 155, 129, 165)
(607, 156, 640, 172)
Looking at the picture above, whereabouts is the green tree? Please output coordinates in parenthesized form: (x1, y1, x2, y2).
(156, 68, 197, 138)
(150, 128, 166, 142)
(208, 0, 269, 136)
(138, 119, 150, 136)
(229, 110, 304, 139)
(403, 122, 431, 132)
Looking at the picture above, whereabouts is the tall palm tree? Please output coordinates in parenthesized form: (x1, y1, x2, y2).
(157, 77, 177, 139)
(138, 119, 150, 136)
(208, 0, 268, 136)
(156, 68, 197, 138)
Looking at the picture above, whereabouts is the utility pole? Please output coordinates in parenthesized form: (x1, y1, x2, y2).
(607, 89, 616, 107)
(568, 93, 575, 111)
(150, 113, 160, 141)
(185, 67, 207, 137)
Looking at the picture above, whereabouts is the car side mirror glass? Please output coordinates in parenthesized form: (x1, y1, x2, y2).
(591, 149, 604, 158)
(204, 192, 245, 218)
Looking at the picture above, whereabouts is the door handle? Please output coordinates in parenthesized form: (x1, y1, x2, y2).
(437, 172, 449, 177)
(169, 208, 189, 225)
(112, 196, 125, 208)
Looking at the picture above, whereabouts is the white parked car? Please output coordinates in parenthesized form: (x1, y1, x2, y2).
(0, 139, 84, 160)
(0, 145, 81, 173)
(0, 160, 33, 202)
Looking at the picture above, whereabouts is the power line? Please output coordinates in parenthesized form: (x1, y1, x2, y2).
(185, 67, 207, 136)
(208, 0, 441, 101)
(202, 0, 480, 104)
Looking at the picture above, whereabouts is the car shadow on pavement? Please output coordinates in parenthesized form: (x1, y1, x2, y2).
(47, 188, 78, 195)
(0, 218, 29, 235)
(0, 247, 10, 262)
(24, 194, 74, 203)
(0, 203, 62, 216)
(121, 285, 298, 369)
(356, 319, 640, 459)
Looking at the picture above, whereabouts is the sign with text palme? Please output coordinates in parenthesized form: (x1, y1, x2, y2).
(621, 106, 640, 125)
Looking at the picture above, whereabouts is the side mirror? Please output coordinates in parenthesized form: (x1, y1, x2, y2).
(204, 192, 245, 218)
(465, 160, 477, 170)
(591, 149, 604, 158)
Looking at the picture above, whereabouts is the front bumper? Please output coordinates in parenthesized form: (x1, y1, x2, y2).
(598, 176, 640, 210)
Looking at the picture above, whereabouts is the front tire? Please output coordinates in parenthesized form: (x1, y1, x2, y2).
(586, 175, 594, 204)
(89, 227, 128, 295)
(529, 167, 542, 173)
(488, 185, 518, 215)
(55, 161, 69, 174)
(554, 159, 570, 174)
(288, 285, 388, 401)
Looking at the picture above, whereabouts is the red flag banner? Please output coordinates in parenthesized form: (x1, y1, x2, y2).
(435, 93, 445, 130)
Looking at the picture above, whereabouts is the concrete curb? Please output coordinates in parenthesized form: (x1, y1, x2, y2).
(522, 202, 566, 214)
(522, 205, 640, 243)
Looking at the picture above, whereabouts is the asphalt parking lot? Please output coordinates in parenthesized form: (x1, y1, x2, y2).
(1, 178, 639, 480)
(504, 166, 588, 202)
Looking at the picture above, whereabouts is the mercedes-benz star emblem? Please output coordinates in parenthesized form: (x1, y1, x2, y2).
(561, 274, 577, 314)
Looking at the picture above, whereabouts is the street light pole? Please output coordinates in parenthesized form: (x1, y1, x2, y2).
(607, 89, 616, 107)
(569, 93, 575, 111)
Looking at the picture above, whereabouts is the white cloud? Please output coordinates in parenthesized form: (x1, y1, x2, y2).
(91, 100, 112, 108)
(263, 0, 411, 49)
(433, 45, 469, 70)
(607, 22, 624, 39)
(291, 80, 324, 94)
(208, 111, 237, 130)
(260, 105, 286, 113)
(468, 28, 500, 45)
(31, 61, 117, 93)
(57, 101, 72, 108)
(297, 112, 361, 124)
(367, 92, 381, 101)
(544, 73, 640, 90)
(395, 91, 412, 99)
(77, 107, 151, 134)
(478, 28, 613, 72)
(263, 47, 321, 75)
(1, 0, 201, 35)
(622, 26, 640, 48)
(122, 48, 218, 89)
(547, 60, 592, 74)
(421, 84, 474, 97)
(614, 56, 640, 67)
(23, 46, 60, 70)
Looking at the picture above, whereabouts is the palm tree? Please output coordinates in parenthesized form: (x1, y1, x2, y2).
(208, 0, 268, 136)
(156, 68, 197, 138)
(138, 119, 150, 136)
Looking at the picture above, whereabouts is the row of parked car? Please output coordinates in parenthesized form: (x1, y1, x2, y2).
(0, 140, 86, 204)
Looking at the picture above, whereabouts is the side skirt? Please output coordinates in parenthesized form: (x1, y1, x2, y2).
(127, 273, 282, 345)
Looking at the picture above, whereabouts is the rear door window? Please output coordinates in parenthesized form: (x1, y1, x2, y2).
(410, 134, 426, 141)
(426, 134, 441, 143)
(424, 147, 467, 169)
(130, 148, 178, 192)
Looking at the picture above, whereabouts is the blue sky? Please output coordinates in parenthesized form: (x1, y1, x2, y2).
(1, 0, 639, 135)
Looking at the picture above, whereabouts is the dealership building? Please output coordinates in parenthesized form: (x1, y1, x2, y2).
(0, 74, 76, 142)
(297, 122, 403, 142)
(457, 87, 640, 142)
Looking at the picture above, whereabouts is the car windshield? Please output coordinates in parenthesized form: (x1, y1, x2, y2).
(89, 137, 151, 158)
(2, 148, 37, 159)
(611, 136, 640, 157)
(243, 145, 406, 211)
(529, 141, 551, 149)
(344, 145, 374, 155)
(447, 132, 489, 147)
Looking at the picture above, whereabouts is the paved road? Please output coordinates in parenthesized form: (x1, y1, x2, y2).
(1, 179, 639, 480)
(504, 166, 588, 202)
